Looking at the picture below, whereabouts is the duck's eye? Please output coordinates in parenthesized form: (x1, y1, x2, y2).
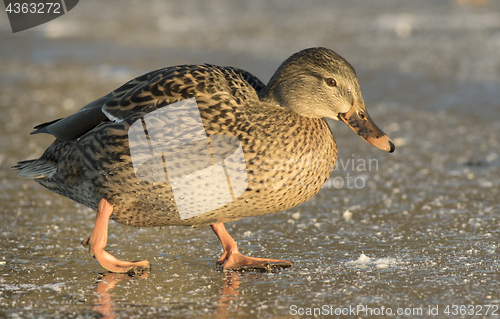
(326, 78, 337, 87)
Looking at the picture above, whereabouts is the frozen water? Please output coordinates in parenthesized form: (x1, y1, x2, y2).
(1, 0, 500, 318)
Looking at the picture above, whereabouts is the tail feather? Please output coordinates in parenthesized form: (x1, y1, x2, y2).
(12, 159, 57, 178)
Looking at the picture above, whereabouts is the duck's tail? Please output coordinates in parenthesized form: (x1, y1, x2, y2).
(11, 159, 57, 178)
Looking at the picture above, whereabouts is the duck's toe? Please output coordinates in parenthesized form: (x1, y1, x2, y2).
(217, 252, 293, 272)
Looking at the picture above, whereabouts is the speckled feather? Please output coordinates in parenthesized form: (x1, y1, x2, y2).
(15, 61, 337, 227)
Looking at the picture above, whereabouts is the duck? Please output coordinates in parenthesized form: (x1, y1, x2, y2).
(13, 47, 394, 273)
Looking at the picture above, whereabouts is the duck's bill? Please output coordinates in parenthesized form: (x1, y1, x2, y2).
(339, 100, 395, 153)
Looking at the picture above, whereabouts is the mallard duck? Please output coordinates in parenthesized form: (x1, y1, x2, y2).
(13, 47, 394, 273)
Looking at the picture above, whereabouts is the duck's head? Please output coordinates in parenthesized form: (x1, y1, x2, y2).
(262, 47, 395, 153)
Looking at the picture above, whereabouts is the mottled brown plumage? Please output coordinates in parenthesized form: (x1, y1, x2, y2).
(13, 47, 394, 272)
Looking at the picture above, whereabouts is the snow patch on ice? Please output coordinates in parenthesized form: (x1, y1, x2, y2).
(342, 210, 352, 222)
(346, 254, 399, 269)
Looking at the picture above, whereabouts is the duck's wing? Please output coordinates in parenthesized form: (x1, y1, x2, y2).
(31, 65, 263, 142)
(31, 94, 112, 142)
(101, 64, 264, 122)
(221, 66, 266, 96)
(30, 67, 170, 142)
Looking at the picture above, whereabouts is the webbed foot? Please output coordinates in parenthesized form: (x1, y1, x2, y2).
(211, 223, 293, 272)
(82, 198, 150, 274)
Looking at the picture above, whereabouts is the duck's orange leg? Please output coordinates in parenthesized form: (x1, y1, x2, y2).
(211, 223, 293, 271)
(82, 198, 150, 273)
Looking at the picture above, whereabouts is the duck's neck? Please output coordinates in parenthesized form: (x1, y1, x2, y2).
(259, 69, 302, 111)
(258, 84, 280, 106)
(259, 76, 323, 119)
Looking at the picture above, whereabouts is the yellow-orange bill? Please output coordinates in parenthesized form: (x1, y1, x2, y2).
(339, 100, 395, 153)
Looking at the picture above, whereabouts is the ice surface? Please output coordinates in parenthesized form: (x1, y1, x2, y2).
(1, 0, 500, 318)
